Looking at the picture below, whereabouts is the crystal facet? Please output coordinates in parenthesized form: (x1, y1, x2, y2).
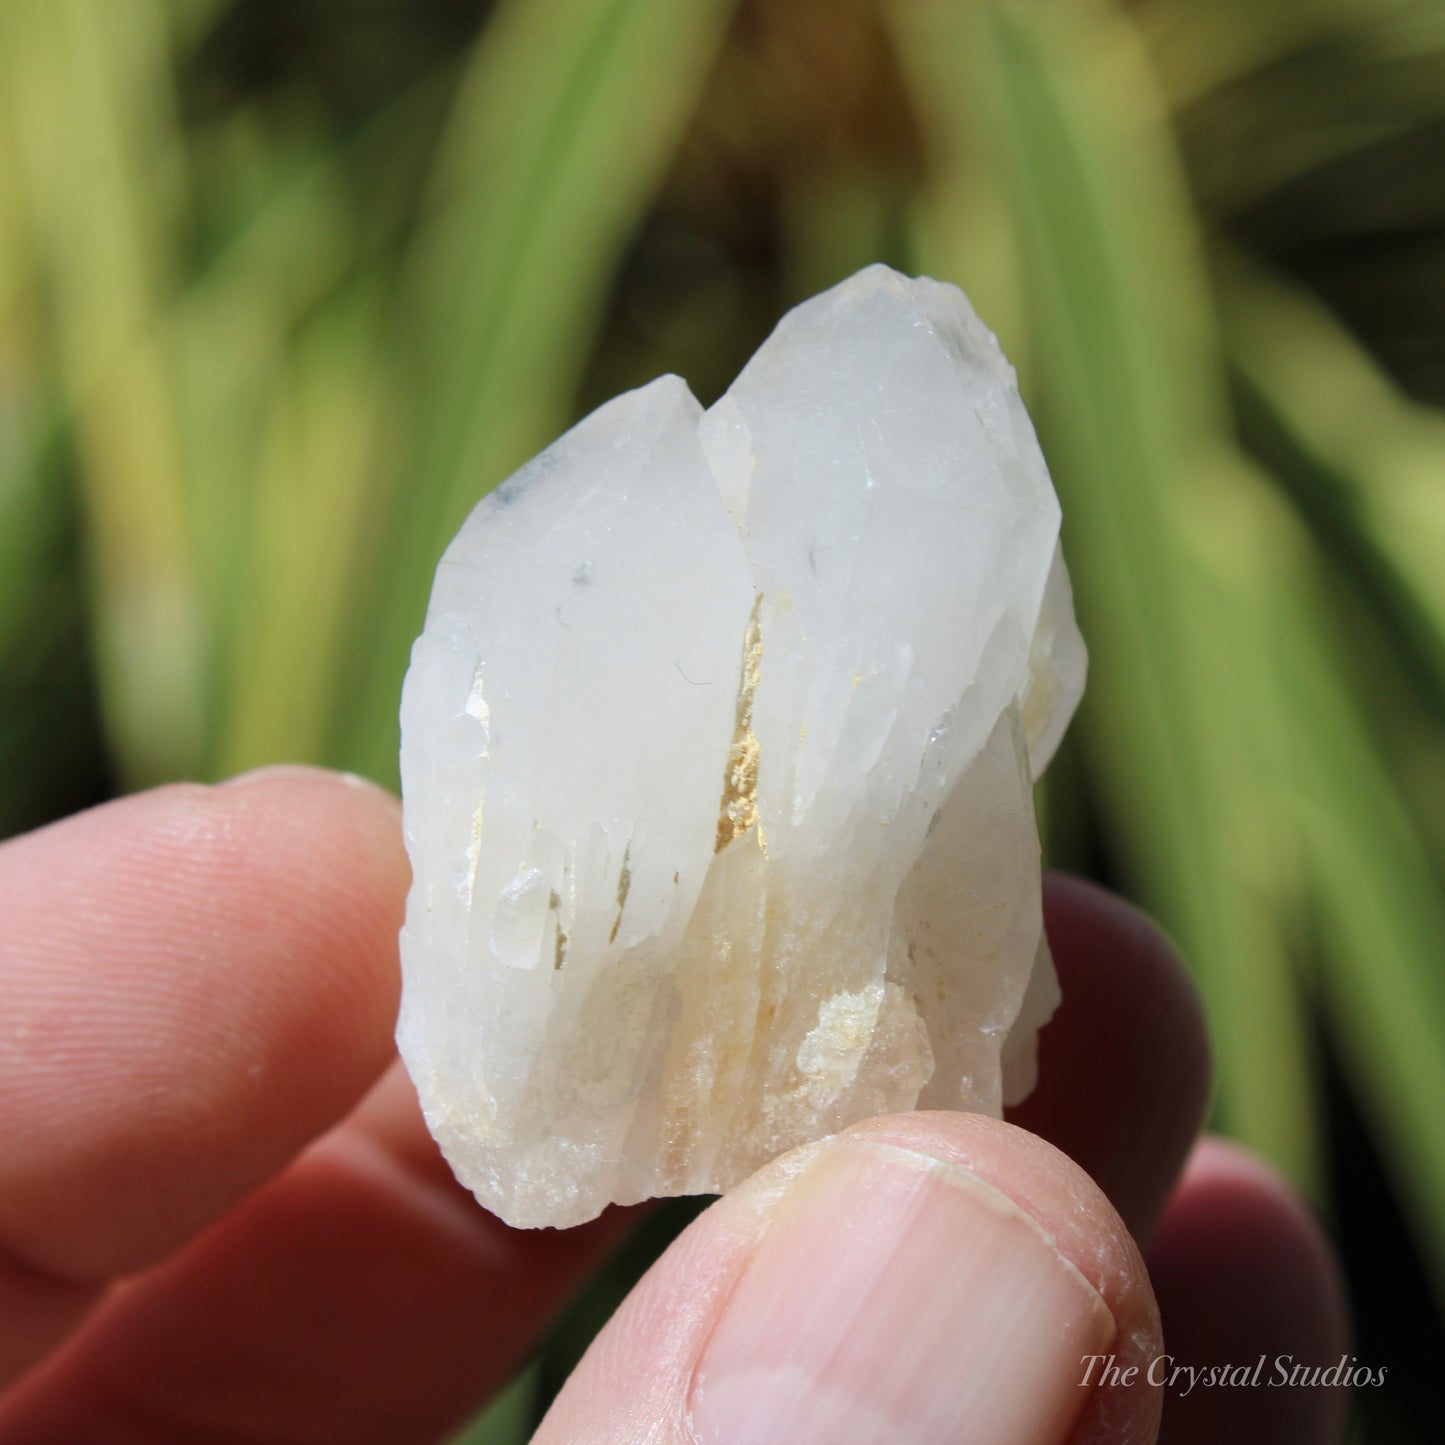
(397, 265, 1086, 1228)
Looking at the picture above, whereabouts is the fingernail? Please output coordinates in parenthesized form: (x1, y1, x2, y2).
(690, 1140, 1116, 1445)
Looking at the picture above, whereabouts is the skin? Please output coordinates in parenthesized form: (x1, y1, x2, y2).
(0, 766, 1348, 1443)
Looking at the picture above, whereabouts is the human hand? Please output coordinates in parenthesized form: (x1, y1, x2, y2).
(0, 767, 1347, 1443)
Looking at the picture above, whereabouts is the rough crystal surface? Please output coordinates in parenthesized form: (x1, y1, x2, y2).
(397, 265, 1086, 1228)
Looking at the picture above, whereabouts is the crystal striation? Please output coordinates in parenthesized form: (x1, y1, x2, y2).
(397, 265, 1086, 1228)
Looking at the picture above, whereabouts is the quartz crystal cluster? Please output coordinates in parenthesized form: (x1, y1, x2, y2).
(397, 265, 1085, 1228)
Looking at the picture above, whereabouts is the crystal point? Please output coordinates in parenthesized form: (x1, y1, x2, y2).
(398, 265, 1085, 1227)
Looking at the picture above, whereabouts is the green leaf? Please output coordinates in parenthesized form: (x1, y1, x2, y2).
(0, 0, 206, 787)
(446, 1362, 539, 1445)
(1261, 502, 1445, 1311)
(1221, 253, 1445, 721)
(338, 0, 741, 784)
(210, 287, 387, 774)
(892, 0, 1319, 1187)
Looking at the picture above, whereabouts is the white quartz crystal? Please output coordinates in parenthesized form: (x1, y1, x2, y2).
(397, 265, 1085, 1228)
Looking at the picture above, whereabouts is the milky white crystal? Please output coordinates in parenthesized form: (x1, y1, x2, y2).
(397, 265, 1085, 1228)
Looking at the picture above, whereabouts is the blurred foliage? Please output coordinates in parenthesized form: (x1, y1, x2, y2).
(2, 0, 1444, 1439)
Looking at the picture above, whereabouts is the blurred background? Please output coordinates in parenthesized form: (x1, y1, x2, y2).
(2, 0, 1443, 1439)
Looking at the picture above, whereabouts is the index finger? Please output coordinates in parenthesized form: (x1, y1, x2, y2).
(1007, 873, 1213, 1242)
(0, 767, 408, 1378)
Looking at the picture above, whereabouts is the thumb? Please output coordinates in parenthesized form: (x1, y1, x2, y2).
(534, 1113, 1162, 1445)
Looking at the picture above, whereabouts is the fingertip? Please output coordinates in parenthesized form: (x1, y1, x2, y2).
(1156, 1136, 1349, 1350)
(1147, 1136, 1351, 1444)
(221, 762, 403, 816)
(537, 1112, 1163, 1445)
(0, 769, 409, 1284)
(1011, 873, 1212, 1242)
(204, 764, 409, 1034)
